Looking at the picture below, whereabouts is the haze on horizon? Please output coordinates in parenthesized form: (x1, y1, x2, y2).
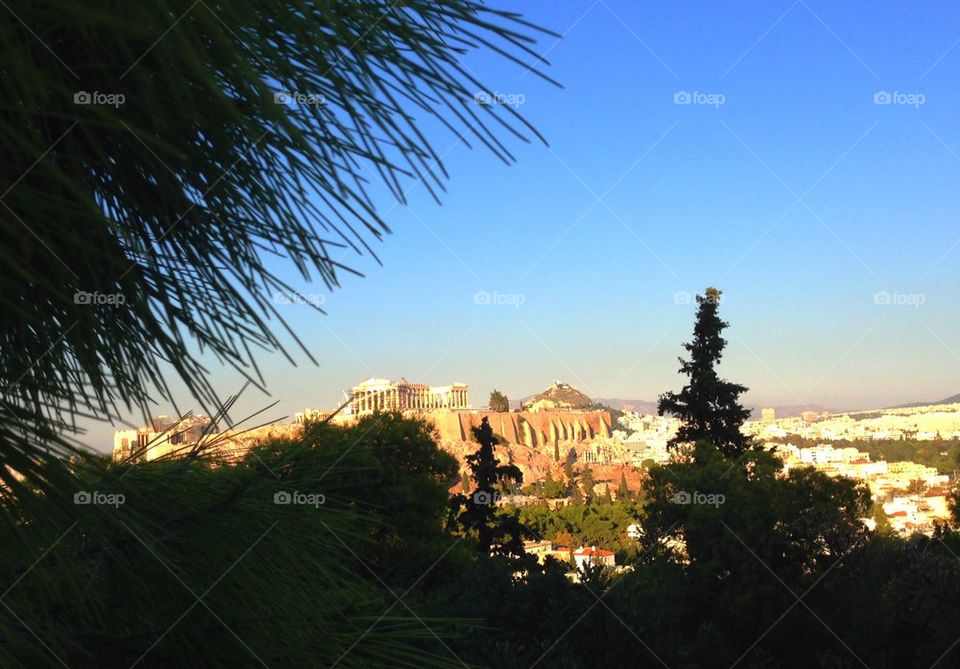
(78, 0, 960, 451)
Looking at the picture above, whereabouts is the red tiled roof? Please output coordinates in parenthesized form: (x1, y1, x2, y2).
(574, 547, 614, 557)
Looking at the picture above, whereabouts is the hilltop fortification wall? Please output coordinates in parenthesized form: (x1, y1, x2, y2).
(426, 410, 611, 447)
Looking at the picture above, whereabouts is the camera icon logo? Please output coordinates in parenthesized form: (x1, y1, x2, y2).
(74, 91, 91, 105)
(873, 91, 891, 105)
(873, 290, 891, 305)
(274, 491, 292, 504)
(671, 490, 692, 505)
(473, 291, 492, 305)
(673, 291, 692, 305)
(472, 490, 500, 506)
(673, 90, 692, 104)
(274, 91, 291, 104)
(74, 491, 92, 504)
(473, 91, 492, 105)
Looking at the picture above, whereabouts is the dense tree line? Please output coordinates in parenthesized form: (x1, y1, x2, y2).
(5, 398, 960, 667)
(510, 499, 645, 560)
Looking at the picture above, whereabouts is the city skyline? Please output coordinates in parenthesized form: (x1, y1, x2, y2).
(91, 366, 960, 454)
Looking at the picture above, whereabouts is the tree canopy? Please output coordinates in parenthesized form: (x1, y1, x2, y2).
(488, 390, 510, 412)
(658, 287, 753, 457)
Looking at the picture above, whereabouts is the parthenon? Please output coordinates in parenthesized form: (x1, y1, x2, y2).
(350, 377, 469, 414)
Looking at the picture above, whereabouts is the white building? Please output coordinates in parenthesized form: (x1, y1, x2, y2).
(573, 546, 616, 571)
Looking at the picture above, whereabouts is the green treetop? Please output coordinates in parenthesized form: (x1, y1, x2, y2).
(488, 390, 510, 412)
(658, 287, 753, 458)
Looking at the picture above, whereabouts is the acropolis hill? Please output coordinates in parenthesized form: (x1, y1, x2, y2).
(130, 408, 619, 484)
(113, 380, 630, 490)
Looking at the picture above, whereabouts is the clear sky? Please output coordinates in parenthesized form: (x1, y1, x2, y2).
(82, 0, 960, 451)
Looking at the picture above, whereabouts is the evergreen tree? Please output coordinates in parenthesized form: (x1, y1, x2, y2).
(488, 389, 510, 412)
(617, 471, 631, 501)
(871, 501, 894, 535)
(540, 470, 567, 498)
(581, 465, 596, 504)
(453, 417, 525, 555)
(658, 287, 753, 458)
(571, 483, 584, 506)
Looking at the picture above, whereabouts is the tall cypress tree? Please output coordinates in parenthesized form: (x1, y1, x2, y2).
(617, 471, 631, 501)
(658, 287, 753, 458)
(581, 465, 596, 504)
(453, 417, 525, 555)
(571, 483, 584, 506)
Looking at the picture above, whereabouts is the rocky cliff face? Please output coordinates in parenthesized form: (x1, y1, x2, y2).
(425, 410, 611, 447)
(198, 409, 643, 492)
(422, 410, 644, 490)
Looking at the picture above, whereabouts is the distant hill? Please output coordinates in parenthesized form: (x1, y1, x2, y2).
(521, 381, 593, 412)
(891, 393, 960, 409)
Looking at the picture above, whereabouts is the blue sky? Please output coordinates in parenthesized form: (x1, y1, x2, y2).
(83, 0, 960, 450)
